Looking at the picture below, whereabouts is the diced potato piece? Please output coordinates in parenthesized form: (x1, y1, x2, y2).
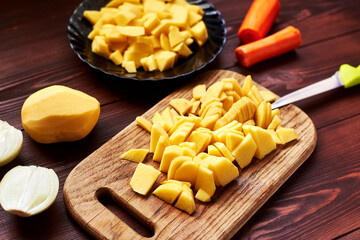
(160, 33, 171, 51)
(168, 26, 185, 48)
(173, 160, 199, 186)
(254, 101, 272, 129)
(117, 26, 145, 36)
(113, 11, 137, 26)
(136, 116, 152, 133)
(169, 4, 188, 27)
(188, 10, 202, 26)
(161, 108, 174, 129)
(174, 188, 196, 215)
(168, 115, 201, 136)
(242, 75, 253, 95)
(276, 128, 298, 144)
(214, 142, 235, 162)
(121, 149, 149, 162)
(195, 188, 211, 202)
(172, 42, 192, 58)
(119, 3, 143, 18)
(150, 123, 168, 152)
(130, 163, 160, 195)
(179, 141, 196, 151)
(84, 10, 101, 24)
(153, 135, 171, 162)
(203, 156, 239, 186)
(143, 13, 161, 32)
(92, 36, 111, 59)
(140, 54, 158, 72)
(159, 145, 183, 173)
(195, 165, 216, 196)
(190, 21, 208, 47)
(231, 134, 257, 168)
(143, 0, 166, 18)
(208, 144, 222, 157)
(109, 50, 123, 65)
(243, 119, 255, 126)
(153, 111, 171, 132)
(154, 50, 177, 72)
(189, 100, 201, 115)
(88, 29, 100, 40)
(267, 115, 281, 130)
(260, 90, 277, 103)
(186, 130, 212, 154)
(168, 156, 192, 179)
(153, 182, 183, 204)
(151, 20, 171, 36)
(250, 126, 276, 159)
(169, 121, 195, 145)
(122, 61, 137, 72)
(193, 84, 206, 100)
(268, 129, 282, 145)
(170, 98, 192, 115)
(200, 115, 219, 130)
(225, 131, 244, 152)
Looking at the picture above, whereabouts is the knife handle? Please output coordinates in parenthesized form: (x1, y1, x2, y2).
(339, 64, 360, 88)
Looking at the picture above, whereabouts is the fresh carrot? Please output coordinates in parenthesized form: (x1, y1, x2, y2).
(235, 26, 302, 67)
(238, 0, 281, 44)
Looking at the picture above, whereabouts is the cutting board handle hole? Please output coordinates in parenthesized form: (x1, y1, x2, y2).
(96, 188, 155, 238)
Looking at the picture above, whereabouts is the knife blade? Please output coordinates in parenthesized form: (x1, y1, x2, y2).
(271, 64, 360, 109)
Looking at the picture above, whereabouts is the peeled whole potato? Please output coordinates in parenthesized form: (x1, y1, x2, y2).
(21, 85, 100, 144)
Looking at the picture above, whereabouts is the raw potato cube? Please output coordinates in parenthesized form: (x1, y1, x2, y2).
(109, 50, 123, 65)
(153, 135, 171, 162)
(195, 165, 216, 196)
(153, 182, 183, 204)
(173, 160, 199, 186)
(250, 126, 276, 159)
(174, 189, 196, 215)
(190, 21, 208, 47)
(130, 163, 160, 195)
(121, 149, 149, 162)
(92, 36, 111, 58)
(170, 98, 192, 116)
(195, 188, 211, 202)
(204, 156, 239, 186)
(260, 90, 277, 103)
(186, 130, 212, 154)
(169, 26, 184, 48)
(84, 10, 101, 24)
(208, 144, 222, 157)
(168, 156, 192, 180)
(231, 134, 257, 168)
(136, 116, 152, 133)
(154, 50, 177, 72)
(169, 121, 195, 145)
(150, 123, 168, 152)
(122, 61, 137, 72)
(276, 128, 298, 144)
(159, 145, 184, 173)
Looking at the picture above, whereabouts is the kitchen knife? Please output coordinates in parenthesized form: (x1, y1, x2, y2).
(271, 64, 360, 109)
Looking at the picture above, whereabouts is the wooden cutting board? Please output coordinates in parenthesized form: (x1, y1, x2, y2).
(63, 70, 317, 240)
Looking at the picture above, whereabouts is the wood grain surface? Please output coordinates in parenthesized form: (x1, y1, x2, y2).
(63, 70, 316, 239)
(1, 0, 360, 239)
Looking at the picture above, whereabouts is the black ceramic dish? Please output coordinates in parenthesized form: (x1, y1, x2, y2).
(67, 0, 226, 81)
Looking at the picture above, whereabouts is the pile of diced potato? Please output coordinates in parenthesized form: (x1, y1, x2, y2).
(83, 0, 208, 73)
(125, 75, 298, 214)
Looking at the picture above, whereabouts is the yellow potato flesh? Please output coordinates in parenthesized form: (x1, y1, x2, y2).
(84, 0, 208, 73)
(21, 85, 100, 144)
(130, 163, 160, 195)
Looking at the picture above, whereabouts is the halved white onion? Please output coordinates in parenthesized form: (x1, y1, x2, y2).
(0, 120, 23, 166)
(0, 165, 59, 217)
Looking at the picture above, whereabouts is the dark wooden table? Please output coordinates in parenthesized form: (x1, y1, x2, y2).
(1, 0, 360, 239)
